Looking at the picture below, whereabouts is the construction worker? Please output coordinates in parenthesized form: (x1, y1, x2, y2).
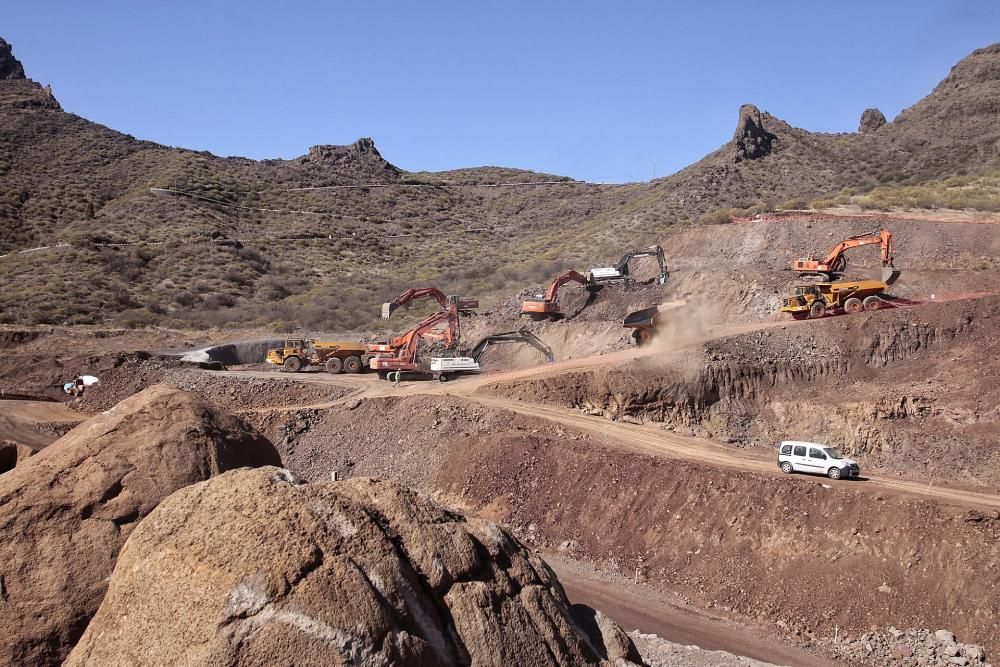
(392, 371, 401, 387)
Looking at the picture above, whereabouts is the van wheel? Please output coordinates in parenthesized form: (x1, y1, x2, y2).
(438, 374, 449, 383)
(343, 356, 362, 373)
(827, 467, 842, 480)
(780, 461, 793, 474)
(282, 356, 302, 373)
(325, 357, 343, 374)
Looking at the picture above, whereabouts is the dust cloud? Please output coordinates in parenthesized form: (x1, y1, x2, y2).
(647, 299, 722, 358)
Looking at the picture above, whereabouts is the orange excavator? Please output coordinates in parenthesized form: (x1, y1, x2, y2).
(368, 304, 461, 377)
(520, 270, 594, 320)
(792, 229, 898, 282)
(381, 287, 478, 320)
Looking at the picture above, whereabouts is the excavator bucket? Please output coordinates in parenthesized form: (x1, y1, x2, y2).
(380, 302, 395, 320)
(882, 267, 901, 286)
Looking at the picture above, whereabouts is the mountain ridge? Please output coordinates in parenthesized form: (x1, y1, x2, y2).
(1, 38, 997, 329)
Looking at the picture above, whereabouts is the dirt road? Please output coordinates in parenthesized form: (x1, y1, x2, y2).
(468, 394, 1000, 510)
(0, 399, 82, 448)
(213, 324, 1000, 511)
(548, 555, 838, 667)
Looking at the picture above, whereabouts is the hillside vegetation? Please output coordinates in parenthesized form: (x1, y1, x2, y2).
(1, 39, 998, 330)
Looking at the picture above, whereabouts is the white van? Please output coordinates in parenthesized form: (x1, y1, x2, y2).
(777, 441, 860, 480)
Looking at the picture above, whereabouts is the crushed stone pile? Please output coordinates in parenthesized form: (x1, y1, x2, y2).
(630, 631, 782, 667)
(827, 627, 989, 667)
(0, 385, 281, 666)
(68, 468, 642, 666)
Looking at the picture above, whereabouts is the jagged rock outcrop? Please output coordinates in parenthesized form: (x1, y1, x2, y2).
(303, 137, 402, 177)
(68, 469, 642, 666)
(732, 104, 778, 162)
(859, 107, 887, 133)
(0, 385, 282, 667)
(0, 38, 25, 79)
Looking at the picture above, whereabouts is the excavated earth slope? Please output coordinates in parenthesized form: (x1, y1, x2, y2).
(483, 294, 1000, 485)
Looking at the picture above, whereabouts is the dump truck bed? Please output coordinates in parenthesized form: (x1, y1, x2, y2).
(311, 341, 369, 352)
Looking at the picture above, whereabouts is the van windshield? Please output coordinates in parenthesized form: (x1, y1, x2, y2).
(824, 447, 844, 459)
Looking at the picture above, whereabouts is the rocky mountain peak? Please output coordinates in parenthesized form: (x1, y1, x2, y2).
(0, 37, 26, 79)
(732, 104, 778, 163)
(859, 107, 887, 133)
(939, 41, 1000, 88)
(302, 137, 400, 177)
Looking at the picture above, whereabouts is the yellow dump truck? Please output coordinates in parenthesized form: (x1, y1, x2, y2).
(266, 339, 371, 373)
(779, 279, 890, 320)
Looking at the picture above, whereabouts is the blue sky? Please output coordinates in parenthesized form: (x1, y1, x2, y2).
(6, 1, 999, 182)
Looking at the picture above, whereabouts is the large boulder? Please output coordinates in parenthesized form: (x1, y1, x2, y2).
(68, 469, 641, 666)
(0, 385, 281, 666)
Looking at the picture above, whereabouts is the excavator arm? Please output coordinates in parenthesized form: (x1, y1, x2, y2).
(381, 287, 478, 320)
(793, 229, 896, 282)
(613, 246, 669, 285)
(368, 304, 462, 373)
(466, 329, 555, 364)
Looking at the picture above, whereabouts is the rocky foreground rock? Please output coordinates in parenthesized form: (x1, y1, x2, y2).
(0, 385, 281, 666)
(68, 468, 642, 666)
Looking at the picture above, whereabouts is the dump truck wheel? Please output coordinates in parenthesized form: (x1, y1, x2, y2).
(325, 357, 343, 374)
(844, 297, 863, 314)
(282, 356, 302, 373)
(808, 301, 826, 319)
(343, 356, 362, 373)
(863, 296, 882, 312)
(827, 467, 842, 480)
(780, 461, 793, 474)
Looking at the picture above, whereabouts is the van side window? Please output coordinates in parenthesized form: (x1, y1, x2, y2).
(793, 445, 806, 457)
(809, 448, 826, 459)
(780, 444, 792, 455)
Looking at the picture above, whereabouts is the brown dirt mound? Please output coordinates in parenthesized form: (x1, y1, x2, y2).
(68, 469, 642, 666)
(80, 361, 343, 413)
(0, 384, 281, 666)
